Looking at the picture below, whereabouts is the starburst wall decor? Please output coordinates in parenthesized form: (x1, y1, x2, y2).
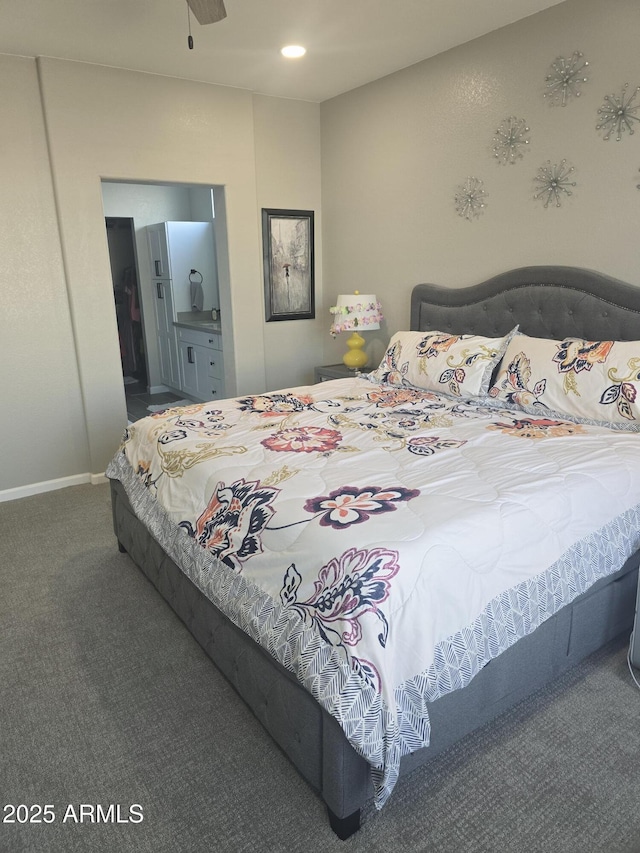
(492, 117, 531, 165)
(543, 51, 589, 106)
(596, 84, 640, 141)
(454, 177, 488, 221)
(533, 160, 576, 208)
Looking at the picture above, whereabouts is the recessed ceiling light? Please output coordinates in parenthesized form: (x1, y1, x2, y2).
(281, 45, 306, 59)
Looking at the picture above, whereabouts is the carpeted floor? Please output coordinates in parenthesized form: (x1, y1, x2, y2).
(1, 483, 640, 853)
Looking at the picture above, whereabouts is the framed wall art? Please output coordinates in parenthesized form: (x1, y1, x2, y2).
(262, 208, 315, 321)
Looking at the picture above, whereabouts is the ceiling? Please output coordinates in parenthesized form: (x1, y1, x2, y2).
(2, 0, 567, 103)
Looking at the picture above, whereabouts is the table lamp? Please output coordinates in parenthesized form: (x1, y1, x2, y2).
(329, 292, 383, 369)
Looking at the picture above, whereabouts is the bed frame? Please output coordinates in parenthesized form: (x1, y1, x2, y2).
(110, 265, 640, 839)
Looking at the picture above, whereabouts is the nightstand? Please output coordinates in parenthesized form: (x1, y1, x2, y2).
(314, 363, 365, 383)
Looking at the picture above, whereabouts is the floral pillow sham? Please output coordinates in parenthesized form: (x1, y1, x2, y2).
(369, 328, 516, 399)
(489, 332, 640, 427)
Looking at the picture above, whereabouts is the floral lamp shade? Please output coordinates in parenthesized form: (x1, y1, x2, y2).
(329, 292, 383, 369)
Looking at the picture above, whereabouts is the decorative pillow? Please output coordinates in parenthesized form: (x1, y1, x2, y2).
(489, 333, 640, 427)
(368, 328, 517, 398)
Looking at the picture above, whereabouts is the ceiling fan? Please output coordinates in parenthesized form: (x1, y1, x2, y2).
(186, 0, 227, 25)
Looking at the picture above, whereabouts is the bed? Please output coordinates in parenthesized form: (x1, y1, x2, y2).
(107, 265, 640, 839)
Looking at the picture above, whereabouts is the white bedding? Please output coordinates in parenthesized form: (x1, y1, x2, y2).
(106, 376, 640, 806)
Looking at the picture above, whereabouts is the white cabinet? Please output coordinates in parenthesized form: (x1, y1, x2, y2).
(147, 220, 219, 393)
(148, 226, 170, 278)
(177, 328, 224, 402)
(147, 221, 218, 313)
(152, 280, 180, 389)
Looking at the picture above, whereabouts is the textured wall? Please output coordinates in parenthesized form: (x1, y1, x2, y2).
(252, 95, 324, 390)
(37, 58, 269, 475)
(0, 56, 89, 491)
(320, 0, 640, 367)
(1, 55, 324, 491)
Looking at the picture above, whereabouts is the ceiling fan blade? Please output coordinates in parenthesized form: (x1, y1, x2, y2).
(186, 0, 227, 25)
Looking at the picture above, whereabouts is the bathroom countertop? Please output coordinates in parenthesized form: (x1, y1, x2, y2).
(174, 310, 222, 334)
(174, 319, 222, 333)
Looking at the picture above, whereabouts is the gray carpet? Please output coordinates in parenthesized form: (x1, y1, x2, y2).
(1, 483, 640, 853)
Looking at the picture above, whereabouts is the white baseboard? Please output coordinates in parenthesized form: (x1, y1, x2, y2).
(0, 472, 108, 503)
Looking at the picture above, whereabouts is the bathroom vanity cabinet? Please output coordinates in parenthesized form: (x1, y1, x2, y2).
(177, 327, 224, 402)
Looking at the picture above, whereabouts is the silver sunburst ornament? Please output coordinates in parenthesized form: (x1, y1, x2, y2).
(454, 177, 488, 221)
(533, 160, 576, 208)
(492, 116, 531, 165)
(596, 84, 640, 141)
(544, 51, 589, 106)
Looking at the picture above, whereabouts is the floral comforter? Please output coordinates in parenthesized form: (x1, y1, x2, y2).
(106, 376, 640, 807)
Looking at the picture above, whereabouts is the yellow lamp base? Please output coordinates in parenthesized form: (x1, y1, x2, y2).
(342, 331, 368, 370)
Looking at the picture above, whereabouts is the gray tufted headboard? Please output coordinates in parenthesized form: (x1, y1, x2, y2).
(410, 266, 640, 342)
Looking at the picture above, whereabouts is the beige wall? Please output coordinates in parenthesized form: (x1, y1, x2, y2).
(253, 95, 324, 389)
(0, 55, 89, 492)
(320, 0, 640, 367)
(0, 56, 322, 494)
(38, 58, 266, 477)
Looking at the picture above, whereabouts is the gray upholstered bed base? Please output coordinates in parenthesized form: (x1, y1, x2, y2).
(110, 479, 638, 837)
(110, 265, 640, 839)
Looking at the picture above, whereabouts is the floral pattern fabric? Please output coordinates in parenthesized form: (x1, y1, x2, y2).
(489, 332, 640, 426)
(369, 328, 516, 398)
(107, 374, 640, 808)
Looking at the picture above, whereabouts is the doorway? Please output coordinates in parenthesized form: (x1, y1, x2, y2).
(106, 216, 146, 385)
(102, 180, 231, 420)
(105, 215, 186, 421)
